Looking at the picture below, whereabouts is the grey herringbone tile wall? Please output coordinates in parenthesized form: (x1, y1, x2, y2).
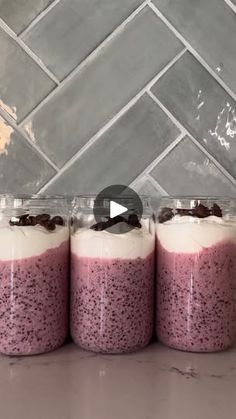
(0, 0, 235, 198)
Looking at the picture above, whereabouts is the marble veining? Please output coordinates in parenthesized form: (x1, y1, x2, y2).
(1, 342, 236, 419)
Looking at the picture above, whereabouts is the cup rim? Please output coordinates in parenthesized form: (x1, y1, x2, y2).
(160, 195, 236, 201)
(0, 194, 68, 200)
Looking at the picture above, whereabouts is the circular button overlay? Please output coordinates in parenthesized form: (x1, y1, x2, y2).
(93, 184, 143, 234)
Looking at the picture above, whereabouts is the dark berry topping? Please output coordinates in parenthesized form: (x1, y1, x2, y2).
(36, 214, 50, 224)
(51, 216, 64, 226)
(28, 216, 37, 226)
(44, 220, 56, 231)
(158, 207, 173, 223)
(9, 213, 64, 231)
(194, 203, 210, 218)
(158, 202, 223, 223)
(21, 217, 31, 226)
(128, 214, 142, 228)
(90, 214, 142, 231)
(177, 208, 194, 216)
(211, 203, 222, 218)
(90, 221, 108, 231)
(19, 214, 29, 220)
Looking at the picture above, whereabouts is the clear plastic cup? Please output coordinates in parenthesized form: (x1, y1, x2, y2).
(0, 195, 70, 355)
(70, 195, 155, 353)
(156, 197, 236, 352)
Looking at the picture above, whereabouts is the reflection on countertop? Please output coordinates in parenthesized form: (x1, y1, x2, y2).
(1, 341, 236, 419)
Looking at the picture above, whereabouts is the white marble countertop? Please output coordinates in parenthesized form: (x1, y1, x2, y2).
(1, 342, 236, 419)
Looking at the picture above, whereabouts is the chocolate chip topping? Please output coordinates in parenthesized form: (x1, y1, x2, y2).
(28, 216, 37, 226)
(194, 203, 211, 218)
(51, 216, 64, 226)
(19, 214, 29, 220)
(158, 207, 173, 223)
(9, 213, 64, 231)
(127, 214, 142, 228)
(36, 213, 50, 224)
(158, 202, 223, 223)
(90, 221, 109, 231)
(211, 203, 222, 217)
(44, 220, 56, 231)
(90, 214, 142, 231)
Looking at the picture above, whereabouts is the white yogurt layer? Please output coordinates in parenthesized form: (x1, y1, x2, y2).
(71, 224, 154, 259)
(0, 225, 69, 261)
(157, 215, 236, 253)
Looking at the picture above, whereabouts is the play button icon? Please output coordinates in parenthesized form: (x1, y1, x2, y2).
(93, 184, 143, 234)
(110, 201, 128, 218)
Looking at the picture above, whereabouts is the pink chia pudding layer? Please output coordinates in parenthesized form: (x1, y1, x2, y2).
(70, 226, 155, 353)
(156, 215, 236, 352)
(0, 225, 69, 355)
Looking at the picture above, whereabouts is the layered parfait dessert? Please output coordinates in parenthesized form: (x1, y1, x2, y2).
(71, 209, 155, 354)
(156, 198, 236, 352)
(0, 196, 69, 356)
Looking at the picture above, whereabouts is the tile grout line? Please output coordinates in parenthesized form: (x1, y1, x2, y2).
(130, 132, 185, 186)
(130, 169, 168, 195)
(148, 1, 236, 102)
(0, 17, 60, 85)
(0, 1, 233, 194)
(36, 48, 186, 193)
(18, 0, 150, 127)
(145, 174, 168, 195)
(224, 0, 236, 14)
(148, 91, 236, 187)
(0, 107, 60, 172)
(148, 90, 187, 133)
(18, 0, 63, 38)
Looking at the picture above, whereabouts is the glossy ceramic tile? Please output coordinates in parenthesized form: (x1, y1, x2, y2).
(22, 8, 182, 168)
(153, 0, 236, 94)
(0, 116, 55, 193)
(0, 0, 235, 196)
(45, 94, 180, 194)
(1, 342, 236, 419)
(132, 176, 162, 197)
(132, 176, 163, 207)
(151, 52, 236, 180)
(0, 0, 54, 34)
(150, 136, 236, 195)
(0, 28, 55, 122)
(23, 0, 143, 80)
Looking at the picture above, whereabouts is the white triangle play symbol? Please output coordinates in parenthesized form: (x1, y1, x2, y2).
(110, 201, 128, 219)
